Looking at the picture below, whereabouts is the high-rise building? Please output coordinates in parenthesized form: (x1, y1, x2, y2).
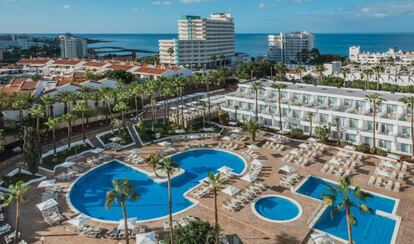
(268, 32, 314, 64)
(159, 13, 235, 69)
(59, 34, 87, 59)
(0, 48, 3, 62)
(0, 34, 41, 50)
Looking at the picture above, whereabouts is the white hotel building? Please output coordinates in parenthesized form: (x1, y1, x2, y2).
(268, 32, 314, 64)
(159, 13, 235, 69)
(349, 46, 414, 65)
(221, 80, 413, 155)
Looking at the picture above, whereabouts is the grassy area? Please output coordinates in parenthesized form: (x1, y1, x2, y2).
(135, 119, 221, 144)
(42, 144, 94, 170)
(100, 129, 134, 146)
(1, 172, 42, 188)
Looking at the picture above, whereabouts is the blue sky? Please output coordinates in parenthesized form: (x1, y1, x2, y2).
(1, 0, 413, 33)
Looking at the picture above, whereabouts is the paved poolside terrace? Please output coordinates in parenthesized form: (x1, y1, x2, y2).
(2, 129, 414, 244)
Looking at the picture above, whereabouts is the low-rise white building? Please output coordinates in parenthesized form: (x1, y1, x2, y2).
(349, 46, 414, 65)
(222, 80, 414, 155)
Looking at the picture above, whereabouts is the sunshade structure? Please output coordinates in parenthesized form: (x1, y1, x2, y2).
(157, 141, 171, 147)
(58, 161, 75, 168)
(307, 137, 318, 143)
(252, 159, 266, 166)
(175, 129, 185, 134)
(118, 218, 137, 230)
(218, 166, 233, 175)
(221, 186, 240, 196)
(109, 137, 122, 142)
(247, 144, 259, 150)
(279, 165, 296, 174)
(36, 199, 58, 211)
(130, 148, 141, 154)
(188, 134, 200, 140)
(90, 148, 105, 154)
(67, 214, 90, 228)
(221, 136, 232, 141)
(37, 179, 56, 188)
(241, 174, 257, 183)
(136, 231, 157, 244)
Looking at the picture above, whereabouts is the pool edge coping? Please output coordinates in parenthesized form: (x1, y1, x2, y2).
(250, 194, 303, 223)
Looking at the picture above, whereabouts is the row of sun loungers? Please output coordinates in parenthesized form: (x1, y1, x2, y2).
(279, 173, 302, 187)
(56, 171, 75, 182)
(86, 153, 113, 165)
(216, 143, 239, 150)
(223, 183, 268, 212)
(368, 176, 401, 192)
(321, 165, 351, 177)
(0, 224, 20, 244)
(241, 149, 261, 160)
(42, 206, 64, 225)
(188, 143, 208, 148)
(262, 141, 285, 152)
(124, 154, 145, 165)
(105, 142, 124, 151)
(192, 174, 232, 198)
(284, 155, 310, 167)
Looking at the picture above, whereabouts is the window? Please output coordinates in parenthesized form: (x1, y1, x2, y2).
(282, 108, 289, 117)
(303, 95, 311, 104)
(303, 126, 309, 133)
(327, 97, 337, 106)
(363, 137, 372, 146)
(386, 104, 397, 113)
(400, 143, 411, 153)
(367, 121, 374, 131)
(378, 139, 391, 150)
(269, 106, 277, 114)
(344, 99, 353, 108)
(345, 133, 356, 143)
(317, 96, 326, 105)
(349, 119, 358, 129)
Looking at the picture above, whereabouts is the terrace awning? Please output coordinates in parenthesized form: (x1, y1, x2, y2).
(37, 179, 56, 188)
(279, 165, 295, 174)
(67, 214, 90, 228)
(221, 186, 240, 196)
(136, 231, 157, 244)
(36, 199, 58, 211)
(157, 141, 171, 147)
(118, 218, 137, 230)
(241, 174, 257, 183)
(252, 159, 266, 166)
(218, 166, 233, 175)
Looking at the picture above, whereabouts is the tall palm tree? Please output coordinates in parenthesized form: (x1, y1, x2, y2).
(202, 73, 213, 120)
(67, 92, 78, 113)
(63, 112, 77, 149)
(39, 94, 55, 118)
(145, 78, 159, 130)
(251, 81, 263, 121)
(30, 104, 44, 158)
(315, 65, 326, 85)
(100, 87, 115, 123)
(307, 112, 314, 137)
(399, 95, 414, 157)
(234, 105, 239, 122)
(271, 82, 287, 131)
(0, 92, 10, 128)
(174, 77, 187, 127)
(56, 90, 73, 114)
(340, 67, 350, 87)
(209, 55, 217, 68)
(242, 119, 261, 141)
(373, 65, 384, 90)
(129, 81, 142, 116)
(274, 63, 286, 77)
(45, 117, 60, 155)
(12, 92, 33, 130)
(2, 180, 30, 244)
(74, 100, 88, 143)
(365, 93, 386, 150)
(362, 68, 372, 90)
(161, 78, 173, 124)
(322, 176, 372, 244)
(297, 66, 306, 81)
(146, 153, 161, 176)
(218, 54, 225, 69)
(204, 172, 223, 244)
(156, 158, 178, 244)
(105, 179, 139, 244)
(334, 117, 341, 145)
(113, 101, 129, 141)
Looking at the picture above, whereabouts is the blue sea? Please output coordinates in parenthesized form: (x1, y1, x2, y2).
(32, 33, 414, 57)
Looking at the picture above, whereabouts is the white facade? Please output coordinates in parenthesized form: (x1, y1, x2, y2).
(268, 32, 314, 64)
(349, 46, 414, 65)
(159, 13, 235, 69)
(324, 61, 342, 75)
(222, 80, 414, 155)
(59, 34, 87, 59)
(0, 34, 43, 50)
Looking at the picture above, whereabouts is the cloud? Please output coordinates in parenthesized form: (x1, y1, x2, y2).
(355, 0, 414, 18)
(131, 8, 144, 12)
(152, 1, 171, 5)
(62, 4, 70, 9)
(258, 3, 266, 9)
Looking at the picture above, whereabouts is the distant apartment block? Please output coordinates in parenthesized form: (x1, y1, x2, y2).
(349, 46, 414, 65)
(59, 34, 88, 59)
(0, 34, 43, 50)
(0, 48, 3, 62)
(268, 32, 314, 64)
(222, 80, 414, 155)
(159, 13, 235, 69)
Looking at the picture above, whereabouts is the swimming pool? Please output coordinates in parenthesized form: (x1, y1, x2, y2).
(68, 149, 246, 222)
(252, 195, 302, 223)
(296, 176, 399, 244)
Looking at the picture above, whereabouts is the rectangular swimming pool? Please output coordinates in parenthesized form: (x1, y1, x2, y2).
(296, 176, 399, 244)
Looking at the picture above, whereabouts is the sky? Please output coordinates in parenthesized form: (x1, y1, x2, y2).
(1, 0, 414, 33)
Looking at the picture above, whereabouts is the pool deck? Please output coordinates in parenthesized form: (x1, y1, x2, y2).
(2, 131, 414, 244)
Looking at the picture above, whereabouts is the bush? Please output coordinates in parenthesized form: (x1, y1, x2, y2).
(376, 148, 388, 157)
(164, 220, 218, 244)
(356, 143, 370, 153)
(290, 128, 304, 139)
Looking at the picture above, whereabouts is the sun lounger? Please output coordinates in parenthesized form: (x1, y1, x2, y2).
(375, 178, 382, 187)
(0, 224, 11, 234)
(368, 176, 375, 185)
(327, 166, 335, 174)
(386, 180, 393, 190)
(394, 181, 401, 192)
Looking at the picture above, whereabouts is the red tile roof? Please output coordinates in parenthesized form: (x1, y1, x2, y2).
(136, 66, 167, 75)
(108, 64, 133, 71)
(52, 59, 82, 66)
(20, 80, 39, 90)
(17, 58, 50, 65)
(84, 61, 107, 67)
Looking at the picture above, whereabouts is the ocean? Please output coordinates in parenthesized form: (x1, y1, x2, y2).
(32, 33, 414, 58)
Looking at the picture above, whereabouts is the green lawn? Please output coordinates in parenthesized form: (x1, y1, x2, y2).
(42, 144, 94, 170)
(135, 119, 221, 144)
(100, 129, 134, 146)
(1, 172, 42, 188)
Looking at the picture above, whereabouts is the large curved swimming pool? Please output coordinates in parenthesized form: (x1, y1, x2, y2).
(68, 149, 246, 222)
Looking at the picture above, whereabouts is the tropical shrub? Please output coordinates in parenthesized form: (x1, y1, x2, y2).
(290, 128, 304, 139)
(163, 220, 218, 244)
(356, 143, 370, 153)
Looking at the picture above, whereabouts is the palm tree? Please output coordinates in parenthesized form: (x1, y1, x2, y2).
(100, 87, 115, 123)
(297, 66, 306, 81)
(30, 104, 44, 158)
(67, 92, 78, 113)
(129, 81, 142, 116)
(105, 179, 139, 244)
(218, 54, 225, 68)
(251, 81, 263, 121)
(146, 153, 161, 176)
(242, 119, 261, 141)
(45, 117, 60, 155)
(315, 65, 326, 85)
(74, 100, 88, 143)
(156, 158, 178, 244)
(56, 90, 73, 114)
(203, 172, 223, 244)
(362, 68, 372, 90)
(202, 73, 213, 120)
(113, 101, 129, 141)
(340, 67, 350, 87)
(39, 94, 55, 118)
(174, 77, 187, 127)
(334, 117, 341, 145)
(307, 112, 314, 137)
(145, 78, 158, 130)
(63, 112, 77, 149)
(0, 92, 10, 127)
(399, 96, 414, 157)
(271, 82, 287, 131)
(12, 92, 33, 130)
(274, 63, 286, 77)
(373, 65, 384, 90)
(209, 55, 217, 68)
(2, 181, 30, 244)
(161, 78, 174, 124)
(322, 176, 372, 244)
(365, 93, 386, 150)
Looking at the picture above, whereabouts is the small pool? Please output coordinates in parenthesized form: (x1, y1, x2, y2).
(252, 195, 302, 223)
(68, 149, 246, 222)
(296, 176, 399, 244)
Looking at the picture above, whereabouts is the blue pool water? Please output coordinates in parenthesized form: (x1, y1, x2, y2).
(69, 149, 245, 221)
(296, 176, 397, 244)
(254, 196, 301, 222)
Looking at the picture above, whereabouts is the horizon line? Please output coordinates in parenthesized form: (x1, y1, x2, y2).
(1, 32, 414, 35)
